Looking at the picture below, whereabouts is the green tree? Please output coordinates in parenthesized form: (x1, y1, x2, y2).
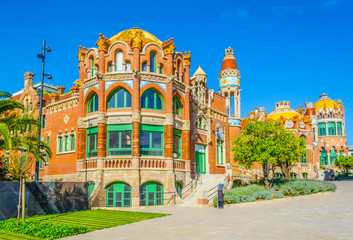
(275, 129, 306, 180)
(232, 121, 306, 190)
(335, 156, 353, 177)
(232, 121, 281, 190)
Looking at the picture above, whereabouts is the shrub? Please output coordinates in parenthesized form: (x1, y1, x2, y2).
(213, 196, 218, 207)
(254, 190, 274, 200)
(276, 191, 284, 198)
(0, 218, 87, 239)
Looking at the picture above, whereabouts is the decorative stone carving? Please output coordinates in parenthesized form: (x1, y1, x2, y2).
(77, 118, 86, 129)
(132, 110, 141, 122)
(95, 72, 104, 81)
(165, 114, 174, 125)
(95, 33, 111, 52)
(63, 115, 70, 124)
(77, 46, 87, 62)
(84, 77, 99, 88)
(140, 73, 167, 83)
(97, 112, 107, 124)
(182, 120, 190, 131)
(132, 70, 141, 80)
(166, 74, 176, 83)
(104, 73, 133, 81)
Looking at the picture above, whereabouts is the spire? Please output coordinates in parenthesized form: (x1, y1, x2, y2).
(193, 65, 207, 76)
(221, 47, 238, 71)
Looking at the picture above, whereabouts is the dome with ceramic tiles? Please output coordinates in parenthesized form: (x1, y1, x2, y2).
(314, 93, 340, 111)
(266, 101, 303, 121)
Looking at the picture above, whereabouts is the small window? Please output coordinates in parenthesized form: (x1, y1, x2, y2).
(173, 134, 181, 159)
(302, 173, 308, 179)
(71, 134, 75, 151)
(142, 62, 147, 72)
(42, 115, 46, 128)
(274, 173, 282, 179)
(108, 63, 113, 72)
(337, 122, 342, 135)
(150, 52, 156, 72)
(88, 93, 98, 113)
(173, 96, 181, 115)
(64, 135, 68, 152)
(327, 122, 336, 135)
(116, 51, 123, 72)
(126, 61, 131, 71)
(290, 173, 297, 180)
(318, 123, 326, 136)
(58, 136, 63, 153)
(87, 132, 97, 158)
(160, 64, 163, 74)
(46, 137, 50, 163)
(91, 58, 95, 77)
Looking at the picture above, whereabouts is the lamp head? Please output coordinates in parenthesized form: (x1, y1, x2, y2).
(46, 47, 51, 53)
(37, 54, 43, 59)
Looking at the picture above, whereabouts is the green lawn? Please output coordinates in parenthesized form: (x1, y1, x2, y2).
(0, 209, 169, 239)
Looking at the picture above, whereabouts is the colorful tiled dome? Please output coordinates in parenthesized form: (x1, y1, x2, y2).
(266, 101, 303, 121)
(109, 27, 162, 46)
(221, 47, 238, 71)
(314, 94, 339, 111)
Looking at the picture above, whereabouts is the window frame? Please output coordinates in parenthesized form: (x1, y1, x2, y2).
(327, 122, 336, 136)
(173, 96, 181, 115)
(88, 93, 98, 114)
(107, 88, 132, 109)
(107, 124, 132, 156)
(150, 52, 156, 73)
(106, 182, 131, 208)
(173, 129, 181, 159)
(318, 123, 326, 136)
(87, 127, 98, 158)
(141, 89, 163, 111)
(140, 125, 164, 157)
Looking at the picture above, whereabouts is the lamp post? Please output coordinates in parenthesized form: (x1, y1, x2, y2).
(35, 40, 52, 182)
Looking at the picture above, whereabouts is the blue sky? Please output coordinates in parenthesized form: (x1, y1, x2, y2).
(1, 0, 352, 143)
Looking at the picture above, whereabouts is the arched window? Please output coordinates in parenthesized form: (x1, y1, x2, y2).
(90, 58, 95, 77)
(318, 123, 326, 136)
(116, 51, 123, 72)
(108, 88, 131, 109)
(139, 182, 163, 206)
(274, 173, 282, 179)
(173, 96, 181, 115)
(300, 136, 307, 163)
(160, 64, 163, 74)
(320, 148, 328, 165)
(327, 122, 336, 135)
(142, 62, 147, 72)
(106, 182, 131, 207)
(329, 146, 337, 165)
(290, 173, 298, 180)
(177, 60, 180, 80)
(150, 52, 156, 72)
(141, 89, 163, 110)
(126, 61, 131, 71)
(108, 63, 113, 72)
(302, 173, 308, 179)
(88, 93, 98, 113)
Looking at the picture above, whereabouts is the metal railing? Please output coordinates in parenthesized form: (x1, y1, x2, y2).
(181, 174, 201, 200)
(206, 174, 231, 201)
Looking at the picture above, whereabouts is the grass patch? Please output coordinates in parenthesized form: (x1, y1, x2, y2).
(214, 180, 336, 207)
(0, 209, 169, 239)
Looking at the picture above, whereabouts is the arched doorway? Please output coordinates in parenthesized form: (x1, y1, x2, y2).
(106, 182, 131, 207)
(139, 182, 163, 206)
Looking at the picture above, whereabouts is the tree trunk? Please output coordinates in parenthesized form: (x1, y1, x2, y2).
(17, 176, 22, 226)
(262, 163, 271, 191)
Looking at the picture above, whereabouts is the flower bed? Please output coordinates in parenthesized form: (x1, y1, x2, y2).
(213, 180, 336, 207)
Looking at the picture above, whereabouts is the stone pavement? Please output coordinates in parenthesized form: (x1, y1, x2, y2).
(64, 181, 353, 240)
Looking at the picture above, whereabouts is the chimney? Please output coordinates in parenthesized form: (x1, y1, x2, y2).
(254, 107, 259, 116)
(50, 93, 59, 103)
(298, 105, 302, 110)
(57, 86, 65, 95)
(70, 86, 79, 95)
(24, 72, 34, 89)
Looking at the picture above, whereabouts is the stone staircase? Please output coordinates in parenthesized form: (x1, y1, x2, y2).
(181, 174, 226, 207)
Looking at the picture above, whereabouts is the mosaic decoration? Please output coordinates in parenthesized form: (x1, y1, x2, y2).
(105, 80, 133, 90)
(299, 121, 305, 128)
(84, 83, 98, 97)
(140, 80, 166, 92)
(219, 76, 240, 88)
(229, 118, 241, 126)
(285, 120, 294, 128)
(216, 123, 225, 139)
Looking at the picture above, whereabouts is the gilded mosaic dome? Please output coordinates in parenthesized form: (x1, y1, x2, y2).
(109, 27, 162, 46)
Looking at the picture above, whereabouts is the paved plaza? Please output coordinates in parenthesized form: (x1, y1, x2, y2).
(65, 181, 353, 240)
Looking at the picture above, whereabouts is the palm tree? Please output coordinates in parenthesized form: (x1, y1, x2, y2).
(0, 91, 23, 114)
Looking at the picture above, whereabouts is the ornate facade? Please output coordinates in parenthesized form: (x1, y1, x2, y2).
(9, 28, 348, 207)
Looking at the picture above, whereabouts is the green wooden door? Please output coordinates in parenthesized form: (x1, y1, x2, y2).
(139, 182, 163, 206)
(106, 182, 131, 207)
(195, 145, 206, 174)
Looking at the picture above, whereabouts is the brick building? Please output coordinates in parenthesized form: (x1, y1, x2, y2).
(10, 28, 348, 207)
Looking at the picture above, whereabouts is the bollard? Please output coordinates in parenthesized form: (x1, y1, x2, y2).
(218, 184, 224, 209)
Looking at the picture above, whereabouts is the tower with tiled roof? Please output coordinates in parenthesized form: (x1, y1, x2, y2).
(219, 47, 241, 125)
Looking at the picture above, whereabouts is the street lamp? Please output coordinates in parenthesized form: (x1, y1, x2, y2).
(34, 40, 51, 182)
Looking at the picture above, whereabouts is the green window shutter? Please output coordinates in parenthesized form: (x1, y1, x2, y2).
(58, 137, 62, 153)
(217, 140, 219, 165)
(318, 123, 326, 136)
(65, 135, 68, 152)
(221, 141, 224, 165)
(87, 127, 98, 158)
(71, 134, 75, 151)
(328, 122, 336, 135)
(337, 122, 341, 135)
(91, 59, 94, 77)
(46, 137, 49, 163)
